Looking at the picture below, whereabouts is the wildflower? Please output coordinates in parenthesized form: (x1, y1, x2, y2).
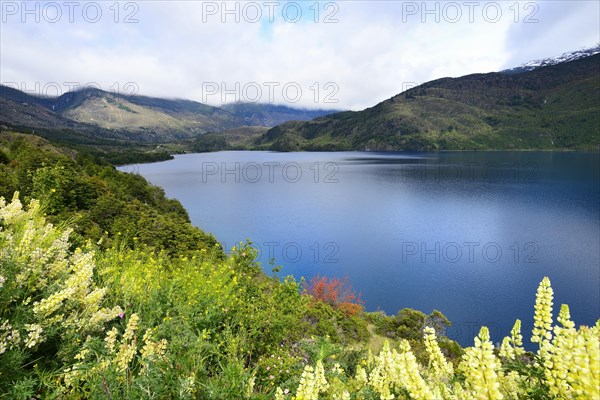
(140, 329, 168, 360)
(295, 361, 329, 399)
(557, 304, 575, 329)
(532, 277, 553, 346)
(460, 326, 503, 399)
(424, 326, 453, 380)
(123, 314, 140, 342)
(24, 324, 43, 348)
(275, 387, 285, 400)
(74, 348, 90, 361)
(397, 340, 435, 400)
(500, 320, 524, 360)
(355, 365, 368, 388)
(105, 327, 119, 354)
(332, 363, 344, 374)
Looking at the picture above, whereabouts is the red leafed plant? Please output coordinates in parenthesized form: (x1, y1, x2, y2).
(304, 275, 364, 315)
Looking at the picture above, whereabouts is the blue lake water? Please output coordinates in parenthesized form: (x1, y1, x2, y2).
(120, 151, 600, 347)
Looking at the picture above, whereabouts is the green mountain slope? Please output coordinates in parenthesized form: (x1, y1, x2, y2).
(256, 54, 600, 151)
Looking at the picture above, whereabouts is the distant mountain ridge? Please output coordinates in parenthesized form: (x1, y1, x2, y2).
(0, 85, 341, 143)
(255, 50, 600, 151)
(0, 86, 238, 142)
(221, 102, 340, 127)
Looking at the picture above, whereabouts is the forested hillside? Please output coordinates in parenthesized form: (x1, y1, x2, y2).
(0, 132, 217, 253)
(257, 54, 600, 151)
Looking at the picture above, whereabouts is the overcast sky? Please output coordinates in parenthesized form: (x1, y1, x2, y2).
(1, 0, 598, 110)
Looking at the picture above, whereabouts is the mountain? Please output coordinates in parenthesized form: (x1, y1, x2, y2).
(0, 86, 241, 142)
(0, 86, 342, 149)
(255, 52, 600, 151)
(220, 102, 341, 127)
(502, 44, 600, 74)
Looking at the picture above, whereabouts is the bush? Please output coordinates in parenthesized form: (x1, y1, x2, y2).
(304, 275, 364, 316)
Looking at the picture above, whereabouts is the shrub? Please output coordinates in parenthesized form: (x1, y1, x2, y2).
(304, 275, 364, 316)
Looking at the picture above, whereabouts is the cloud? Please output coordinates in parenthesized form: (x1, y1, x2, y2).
(503, 1, 600, 67)
(1, 0, 597, 110)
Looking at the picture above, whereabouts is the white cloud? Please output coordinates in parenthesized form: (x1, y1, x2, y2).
(1, 0, 597, 110)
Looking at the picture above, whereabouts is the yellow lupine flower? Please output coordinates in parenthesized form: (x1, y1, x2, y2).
(354, 365, 368, 389)
(460, 327, 503, 400)
(424, 326, 453, 380)
(294, 360, 329, 400)
(105, 327, 119, 354)
(532, 277, 553, 346)
(500, 320, 524, 360)
(568, 325, 600, 399)
(397, 340, 435, 400)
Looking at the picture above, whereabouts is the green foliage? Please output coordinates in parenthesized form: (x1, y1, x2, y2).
(100, 150, 173, 165)
(0, 133, 218, 254)
(4, 133, 597, 398)
(2, 192, 598, 398)
(0, 195, 122, 395)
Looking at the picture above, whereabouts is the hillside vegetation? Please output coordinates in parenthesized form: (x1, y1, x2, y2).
(0, 133, 598, 399)
(0, 132, 217, 253)
(256, 54, 600, 151)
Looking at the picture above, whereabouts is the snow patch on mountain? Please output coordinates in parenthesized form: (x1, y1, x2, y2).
(502, 44, 600, 74)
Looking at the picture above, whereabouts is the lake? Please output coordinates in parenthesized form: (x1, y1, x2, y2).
(119, 151, 600, 347)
